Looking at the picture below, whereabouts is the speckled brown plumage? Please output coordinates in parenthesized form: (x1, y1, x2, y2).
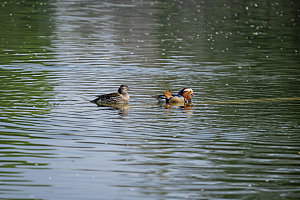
(91, 85, 130, 104)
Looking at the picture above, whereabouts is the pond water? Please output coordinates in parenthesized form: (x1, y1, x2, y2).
(0, 0, 299, 199)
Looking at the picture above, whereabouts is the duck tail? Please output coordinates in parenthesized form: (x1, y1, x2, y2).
(153, 95, 166, 101)
(91, 96, 100, 103)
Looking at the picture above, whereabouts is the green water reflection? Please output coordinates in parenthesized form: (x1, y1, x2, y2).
(0, 0, 54, 65)
(0, 68, 55, 198)
(0, 1, 55, 198)
(157, 0, 299, 61)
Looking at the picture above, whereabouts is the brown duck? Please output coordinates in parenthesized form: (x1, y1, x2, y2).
(91, 85, 130, 104)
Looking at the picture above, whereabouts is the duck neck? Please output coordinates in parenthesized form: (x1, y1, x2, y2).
(118, 88, 127, 94)
(182, 92, 191, 102)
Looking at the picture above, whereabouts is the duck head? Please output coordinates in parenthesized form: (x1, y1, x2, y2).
(183, 88, 194, 96)
(118, 85, 129, 94)
(182, 88, 194, 102)
(178, 88, 194, 96)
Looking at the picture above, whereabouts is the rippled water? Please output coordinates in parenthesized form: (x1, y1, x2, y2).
(1, 0, 299, 199)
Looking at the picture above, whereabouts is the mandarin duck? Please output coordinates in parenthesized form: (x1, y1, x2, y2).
(154, 88, 194, 103)
(91, 85, 130, 104)
(164, 88, 194, 103)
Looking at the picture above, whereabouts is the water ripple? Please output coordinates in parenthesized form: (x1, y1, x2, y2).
(1, 0, 299, 199)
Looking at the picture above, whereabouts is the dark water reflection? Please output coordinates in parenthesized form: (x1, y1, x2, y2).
(0, 0, 299, 199)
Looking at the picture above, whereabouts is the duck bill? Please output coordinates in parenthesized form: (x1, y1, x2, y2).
(191, 93, 194, 96)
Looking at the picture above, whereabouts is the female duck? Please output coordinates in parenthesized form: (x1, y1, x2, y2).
(91, 85, 130, 104)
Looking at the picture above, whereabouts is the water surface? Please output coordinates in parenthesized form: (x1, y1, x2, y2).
(0, 0, 299, 199)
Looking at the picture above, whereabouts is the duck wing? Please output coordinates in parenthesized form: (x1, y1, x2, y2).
(168, 95, 185, 103)
(153, 92, 177, 101)
(100, 92, 122, 101)
(91, 92, 121, 103)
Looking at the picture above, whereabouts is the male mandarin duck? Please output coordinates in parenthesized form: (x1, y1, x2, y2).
(154, 88, 194, 103)
(164, 88, 194, 103)
(91, 85, 130, 104)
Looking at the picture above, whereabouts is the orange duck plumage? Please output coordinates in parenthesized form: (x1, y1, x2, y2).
(154, 88, 194, 102)
(164, 88, 194, 104)
(180, 88, 194, 103)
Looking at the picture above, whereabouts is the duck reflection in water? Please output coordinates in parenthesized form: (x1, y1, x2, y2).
(95, 102, 130, 116)
(91, 85, 130, 116)
(164, 102, 194, 115)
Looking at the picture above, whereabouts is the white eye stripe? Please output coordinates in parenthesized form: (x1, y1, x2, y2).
(183, 88, 193, 92)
